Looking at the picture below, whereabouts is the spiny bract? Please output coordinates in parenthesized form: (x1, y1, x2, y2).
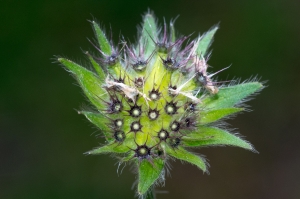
(57, 11, 263, 197)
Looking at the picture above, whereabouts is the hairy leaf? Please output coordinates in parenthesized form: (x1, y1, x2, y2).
(138, 158, 164, 195)
(166, 146, 207, 172)
(85, 52, 106, 81)
(86, 143, 130, 154)
(92, 21, 112, 55)
(201, 107, 243, 124)
(202, 82, 263, 110)
(140, 13, 158, 57)
(196, 25, 218, 56)
(58, 58, 107, 110)
(183, 126, 254, 151)
(80, 111, 112, 140)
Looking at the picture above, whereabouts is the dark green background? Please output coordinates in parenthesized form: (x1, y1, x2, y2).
(1, 0, 299, 198)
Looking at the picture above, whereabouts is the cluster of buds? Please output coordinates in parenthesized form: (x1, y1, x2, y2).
(57, 11, 263, 197)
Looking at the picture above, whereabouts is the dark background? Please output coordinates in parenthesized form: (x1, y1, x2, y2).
(1, 0, 299, 198)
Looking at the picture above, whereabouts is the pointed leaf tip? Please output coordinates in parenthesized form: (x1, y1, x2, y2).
(196, 25, 219, 56)
(140, 13, 157, 56)
(87, 142, 131, 154)
(92, 21, 112, 55)
(81, 111, 112, 141)
(58, 57, 107, 110)
(183, 127, 255, 151)
(138, 158, 164, 195)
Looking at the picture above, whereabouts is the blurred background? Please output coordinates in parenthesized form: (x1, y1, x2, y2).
(1, 0, 299, 198)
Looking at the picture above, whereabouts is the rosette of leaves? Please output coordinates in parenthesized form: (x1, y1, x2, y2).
(57, 11, 263, 198)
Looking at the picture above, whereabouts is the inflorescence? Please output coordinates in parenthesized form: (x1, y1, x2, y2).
(57, 11, 263, 197)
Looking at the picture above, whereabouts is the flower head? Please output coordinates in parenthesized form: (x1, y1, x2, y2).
(57, 11, 263, 197)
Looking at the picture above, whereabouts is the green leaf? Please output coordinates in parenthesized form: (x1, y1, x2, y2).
(201, 107, 243, 124)
(91, 22, 124, 77)
(91, 21, 111, 55)
(138, 158, 164, 195)
(85, 51, 106, 81)
(140, 13, 158, 56)
(166, 146, 207, 172)
(196, 25, 218, 56)
(86, 142, 130, 154)
(170, 18, 176, 42)
(80, 111, 112, 140)
(202, 82, 263, 110)
(183, 126, 254, 151)
(58, 58, 107, 110)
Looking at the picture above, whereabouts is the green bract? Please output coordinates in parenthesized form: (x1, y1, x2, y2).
(57, 11, 263, 198)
